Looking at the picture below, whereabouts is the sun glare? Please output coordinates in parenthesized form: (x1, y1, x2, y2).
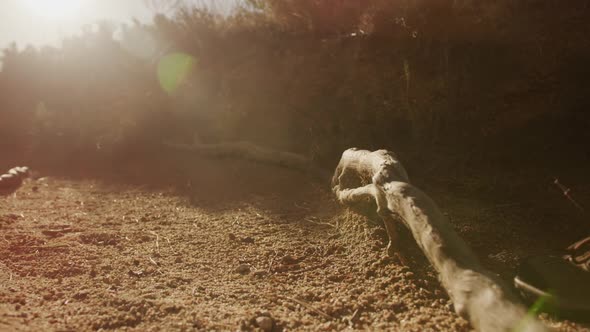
(23, 0, 83, 19)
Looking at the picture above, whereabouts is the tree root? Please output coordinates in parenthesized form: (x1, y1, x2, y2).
(161, 141, 547, 331)
(332, 148, 548, 332)
(163, 141, 329, 180)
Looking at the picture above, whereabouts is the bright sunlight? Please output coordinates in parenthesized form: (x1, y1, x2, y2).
(23, 0, 84, 19)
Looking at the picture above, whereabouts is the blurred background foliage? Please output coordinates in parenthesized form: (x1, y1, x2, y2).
(0, 0, 589, 170)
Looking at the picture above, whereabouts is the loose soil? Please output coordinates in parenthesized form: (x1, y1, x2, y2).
(1, 155, 589, 331)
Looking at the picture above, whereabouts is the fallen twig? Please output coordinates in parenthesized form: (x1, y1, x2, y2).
(553, 178, 585, 213)
(304, 217, 337, 228)
(163, 140, 330, 180)
(278, 295, 333, 320)
(267, 251, 279, 273)
(148, 256, 159, 266)
(294, 202, 312, 211)
(349, 308, 360, 327)
(287, 261, 330, 275)
(148, 256, 164, 275)
(149, 231, 160, 253)
(17, 245, 71, 250)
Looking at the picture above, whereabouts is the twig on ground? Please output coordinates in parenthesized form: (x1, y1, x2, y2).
(149, 231, 160, 253)
(554, 178, 585, 213)
(161, 235, 179, 255)
(148, 256, 158, 266)
(210, 323, 236, 330)
(288, 261, 330, 275)
(294, 202, 311, 211)
(482, 202, 521, 211)
(349, 308, 360, 327)
(304, 217, 337, 228)
(148, 256, 164, 275)
(278, 295, 333, 320)
(22, 245, 70, 250)
(41, 228, 73, 237)
(267, 251, 278, 273)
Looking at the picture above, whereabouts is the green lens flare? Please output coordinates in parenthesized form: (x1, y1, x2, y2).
(527, 292, 552, 316)
(514, 292, 554, 332)
(157, 53, 196, 94)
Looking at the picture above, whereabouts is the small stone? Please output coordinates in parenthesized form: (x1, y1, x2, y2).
(241, 236, 255, 244)
(163, 304, 182, 314)
(255, 316, 273, 332)
(235, 264, 250, 275)
(73, 290, 89, 300)
(128, 270, 144, 277)
(280, 255, 299, 265)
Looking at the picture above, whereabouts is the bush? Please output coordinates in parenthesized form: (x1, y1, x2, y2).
(1, 1, 589, 168)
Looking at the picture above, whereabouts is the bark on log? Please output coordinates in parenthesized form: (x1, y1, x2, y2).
(163, 141, 330, 179)
(332, 148, 548, 332)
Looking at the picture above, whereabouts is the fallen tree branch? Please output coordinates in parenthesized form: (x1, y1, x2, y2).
(163, 141, 329, 180)
(332, 148, 547, 332)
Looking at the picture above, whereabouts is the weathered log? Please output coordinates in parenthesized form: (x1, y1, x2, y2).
(163, 141, 329, 179)
(332, 148, 547, 332)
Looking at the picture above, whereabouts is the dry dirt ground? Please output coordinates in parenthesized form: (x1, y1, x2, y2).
(1, 155, 589, 331)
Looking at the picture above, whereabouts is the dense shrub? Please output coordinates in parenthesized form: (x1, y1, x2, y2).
(0, 0, 589, 168)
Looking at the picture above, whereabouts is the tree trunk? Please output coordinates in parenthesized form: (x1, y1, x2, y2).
(332, 148, 547, 332)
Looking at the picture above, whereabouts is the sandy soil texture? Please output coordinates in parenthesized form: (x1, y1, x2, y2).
(1, 157, 589, 331)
